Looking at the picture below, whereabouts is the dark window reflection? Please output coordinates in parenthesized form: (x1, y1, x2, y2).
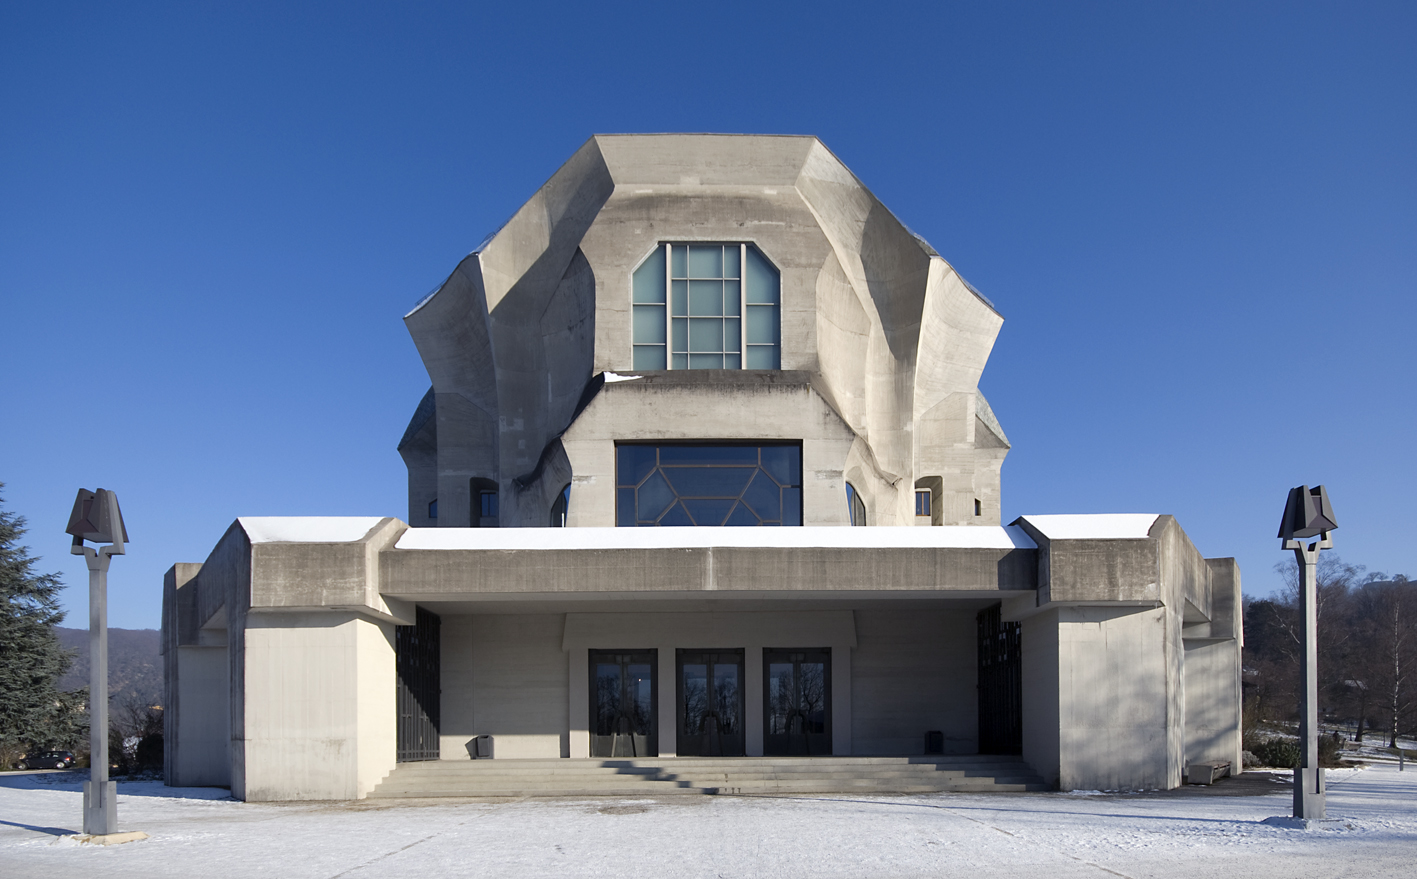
(590, 651, 656, 758)
(616, 443, 802, 526)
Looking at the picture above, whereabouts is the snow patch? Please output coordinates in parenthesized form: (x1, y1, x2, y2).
(1019, 513, 1159, 540)
(238, 517, 385, 544)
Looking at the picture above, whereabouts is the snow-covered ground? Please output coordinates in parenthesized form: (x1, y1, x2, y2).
(3, 765, 1416, 878)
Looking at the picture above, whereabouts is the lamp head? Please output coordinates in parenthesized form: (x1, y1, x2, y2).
(1277, 484, 1337, 541)
(66, 488, 128, 552)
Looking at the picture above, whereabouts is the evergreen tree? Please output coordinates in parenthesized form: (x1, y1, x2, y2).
(0, 484, 86, 765)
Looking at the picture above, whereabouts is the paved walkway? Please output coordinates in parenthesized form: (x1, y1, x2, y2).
(3, 765, 1415, 878)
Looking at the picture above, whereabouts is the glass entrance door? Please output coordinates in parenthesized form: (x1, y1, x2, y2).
(677, 650, 745, 757)
(589, 651, 657, 758)
(764, 649, 831, 756)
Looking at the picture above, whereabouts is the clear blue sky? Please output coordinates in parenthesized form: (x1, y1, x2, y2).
(2, 2, 1413, 630)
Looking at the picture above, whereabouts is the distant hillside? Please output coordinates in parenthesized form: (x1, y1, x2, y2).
(55, 626, 163, 708)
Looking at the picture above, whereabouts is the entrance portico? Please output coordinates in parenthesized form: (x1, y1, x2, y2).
(163, 514, 1242, 800)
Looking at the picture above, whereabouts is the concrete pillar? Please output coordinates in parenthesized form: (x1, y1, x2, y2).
(1022, 606, 1181, 791)
(744, 648, 764, 756)
(240, 612, 396, 800)
(569, 648, 589, 758)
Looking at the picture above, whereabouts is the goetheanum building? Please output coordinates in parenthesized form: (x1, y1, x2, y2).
(163, 135, 1243, 801)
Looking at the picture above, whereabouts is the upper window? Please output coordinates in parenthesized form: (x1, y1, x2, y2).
(632, 243, 780, 371)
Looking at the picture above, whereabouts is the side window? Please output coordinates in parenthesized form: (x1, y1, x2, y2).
(631, 243, 780, 371)
(914, 490, 932, 518)
(470, 478, 498, 527)
(845, 483, 867, 526)
(550, 484, 571, 527)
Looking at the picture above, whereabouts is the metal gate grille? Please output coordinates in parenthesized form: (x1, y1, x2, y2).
(396, 606, 441, 762)
(977, 603, 1022, 754)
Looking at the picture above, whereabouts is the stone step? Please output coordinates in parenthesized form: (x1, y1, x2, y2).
(369, 756, 1047, 799)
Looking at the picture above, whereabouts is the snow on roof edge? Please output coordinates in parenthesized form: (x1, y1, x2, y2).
(239, 517, 387, 544)
(1017, 514, 1159, 541)
(394, 525, 1036, 552)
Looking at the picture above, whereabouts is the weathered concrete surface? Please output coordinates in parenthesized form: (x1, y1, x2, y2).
(439, 614, 569, 761)
(402, 134, 1008, 529)
(241, 611, 395, 801)
(379, 544, 1036, 600)
(851, 608, 978, 756)
(1012, 515, 1242, 791)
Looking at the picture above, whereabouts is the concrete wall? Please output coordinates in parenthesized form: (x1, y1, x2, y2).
(240, 612, 396, 801)
(1020, 609, 1061, 787)
(560, 372, 859, 527)
(851, 609, 977, 755)
(1022, 606, 1178, 791)
(1185, 557, 1243, 771)
(1183, 640, 1242, 769)
(170, 645, 230, 786)
(440, 614, 569, 760)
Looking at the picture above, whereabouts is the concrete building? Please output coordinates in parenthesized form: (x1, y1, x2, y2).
(163, 135, 1243, 801)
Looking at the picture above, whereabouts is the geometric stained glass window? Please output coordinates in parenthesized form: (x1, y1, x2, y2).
(616, 444, 801, 526)
(632, 243, 780, 371)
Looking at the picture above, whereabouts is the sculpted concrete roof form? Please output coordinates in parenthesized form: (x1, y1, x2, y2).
(401, 133, 1013, 526)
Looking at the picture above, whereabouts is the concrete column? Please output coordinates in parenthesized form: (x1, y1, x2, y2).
(658, 647, 676, 757)
(744, 648, 764, 756)
(832, 645, 852, 755)
(240, 612, 396, 801)
(569, 648, 589, 758)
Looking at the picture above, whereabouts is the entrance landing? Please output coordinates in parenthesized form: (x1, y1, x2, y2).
(369, 755, 1048, 799)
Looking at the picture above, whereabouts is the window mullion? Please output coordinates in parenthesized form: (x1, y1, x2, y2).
(664, 243, 672, 369)
(739, 243, 747, 368)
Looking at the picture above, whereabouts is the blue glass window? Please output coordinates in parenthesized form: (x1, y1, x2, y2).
(616, 444, 802, 526)
(631, 243, 780, 371)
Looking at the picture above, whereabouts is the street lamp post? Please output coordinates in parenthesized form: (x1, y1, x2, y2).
(65, 488, 128, 837)
(1277, 484, 1337, 821)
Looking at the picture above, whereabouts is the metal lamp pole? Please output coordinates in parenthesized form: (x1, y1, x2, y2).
(1278, 484, 1337, 821)
(65, 488, 128, 837)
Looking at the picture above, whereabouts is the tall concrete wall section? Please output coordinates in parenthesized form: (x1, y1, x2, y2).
(851, 609, 977, 755)
(1056, 606, 1176, 791)
(1020, 609, 1061, 787)
(437, 614, 569, 760)
(162, 562, 231, 787)
(1185, 558, 1243, 771)
(241, 611, 396, 800)
(400, 134, 1009, 529)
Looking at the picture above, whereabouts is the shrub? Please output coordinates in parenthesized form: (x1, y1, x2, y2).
(1253, 738, 1301, 768)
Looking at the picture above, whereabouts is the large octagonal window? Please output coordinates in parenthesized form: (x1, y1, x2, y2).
(616, 443, 801, 526)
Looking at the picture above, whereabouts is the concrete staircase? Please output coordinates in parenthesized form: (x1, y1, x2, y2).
(369, 755, 1049, 799)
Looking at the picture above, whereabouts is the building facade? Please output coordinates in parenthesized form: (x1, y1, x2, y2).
(163, 135, 1243, 800)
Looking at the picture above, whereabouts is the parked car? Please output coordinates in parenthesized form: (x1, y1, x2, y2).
(16, 750, 75, 770)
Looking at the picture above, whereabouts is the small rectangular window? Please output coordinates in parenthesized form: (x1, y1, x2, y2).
(428, 499, 438, 519)
(915, 490, 932, 517)
(974, 498, 982, 517)
(480, 491, 498, 518)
